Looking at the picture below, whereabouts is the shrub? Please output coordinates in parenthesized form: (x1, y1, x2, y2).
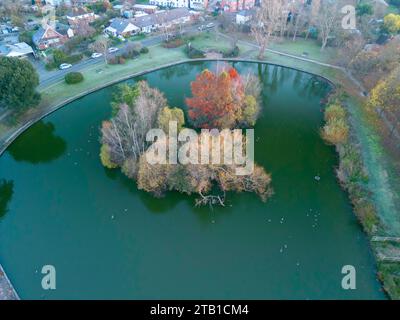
(108, 55, 126, 65)
(100, 144, 118, 169)
(324, 103, 347, 122)
(162, 38, 184, 48)
(52, 49, 83, 66)
(122, 50, 139, 59)
(45, 62, 57, 70)
(140, 47, 149, 54)
(321, 118, 349, 145)
(64, 72, 84, 85)
(66, 54, 83, 64)
(223, 46, 240, 58)
(185, 45, 205, 59)
(241, 95, 258, 126)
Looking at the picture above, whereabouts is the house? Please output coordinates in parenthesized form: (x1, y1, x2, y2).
(149, 0, 189, 8)
(132, 7, 192, 33)
(105, 18, 140, 37)
(221, 0, 255, 12)
(56, 23, 75, 39)
(66, 7, 97, 24)
(148, 0, 208, 9)
(235, 9, 254, 24)
(45, 0, 63, 6)
(189, 0, 208, 10)
(32, 25, 67, 50)
(0, 42, 35, 58)
(132, 4, 158, 14)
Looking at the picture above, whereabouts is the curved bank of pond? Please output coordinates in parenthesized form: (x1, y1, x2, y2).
(0, 61, 385, 299)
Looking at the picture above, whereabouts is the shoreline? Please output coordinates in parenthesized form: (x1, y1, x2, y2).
(0, 58, 397, 299)
(0, 58, 336, 157)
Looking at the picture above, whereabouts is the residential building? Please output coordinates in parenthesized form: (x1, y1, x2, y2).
(45, 0, 63, 6)
(221, 0, 255, 12)
(235, 9, 254, 24)
(132, 4, 159, 14)
(0, 42, 35, 58)
(32, 25, 67, 50)
(105, 18, 140, 37)
(149, 0, 188, 8)
(148, 0, 208, 9)
(66, 7, 97, 24)
(190, 0, 208, 10)
(132, 7, 191, 33)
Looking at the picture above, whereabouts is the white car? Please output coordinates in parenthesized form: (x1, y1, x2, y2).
(206, 23, 215, 28)
(59, 63, 72, 70)
(108, 47, 119, 53)
(91, 52, 103, 59)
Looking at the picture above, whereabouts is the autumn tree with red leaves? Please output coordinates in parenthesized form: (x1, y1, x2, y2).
(186, 67, 259, 129)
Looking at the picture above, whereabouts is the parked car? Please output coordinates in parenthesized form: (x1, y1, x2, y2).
(206, 23, 215, 28)
(108, 47, 119, 53)
(59, 63, 72, 70)
(91, 52, 103, 59)
(118, 35, 126, 42)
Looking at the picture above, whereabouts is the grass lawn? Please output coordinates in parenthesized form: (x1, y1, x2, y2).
(189, 32, 255, 56)
(39, 45, 187, 108)
(268, 38, 335, 63)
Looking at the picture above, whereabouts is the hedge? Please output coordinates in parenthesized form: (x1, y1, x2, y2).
(65, 72, 84, 84)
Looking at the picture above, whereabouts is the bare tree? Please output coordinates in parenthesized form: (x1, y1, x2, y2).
(101, 81, 168, 166)
(316, 0, 340, 51)
(251, 0, 285, 59)
(291, 1, 306, 41)
(305, 0, 320, 40)
(89, 37, 110, 64)
(71, 20, 96, 38)
(155, 12, 171, 41)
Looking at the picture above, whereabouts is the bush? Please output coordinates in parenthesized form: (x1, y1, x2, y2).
(100, 144, 118, 169)
(108, 55, 126, 65)
(65, 54, 83, 64)
(223, 46, 240, 58)
(185, 45, 205, 59)
(52, 49, 83, 65)
(140, 47, 149, 54)
(45, 62, 57, 70)
(324, 103, 346, 122)
(321, 118, 349, 145)
(162, 38, 184, 48)
(65, 72, 84, 84)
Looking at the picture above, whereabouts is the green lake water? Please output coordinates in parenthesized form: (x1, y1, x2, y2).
(0, 61, 385, 299)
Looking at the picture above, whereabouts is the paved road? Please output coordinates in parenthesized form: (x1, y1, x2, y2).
(37, 24, 205, 90)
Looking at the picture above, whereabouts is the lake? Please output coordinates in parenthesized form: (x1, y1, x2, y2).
(0, 61, 385, 299)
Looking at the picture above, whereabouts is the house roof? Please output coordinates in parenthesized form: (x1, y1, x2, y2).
(32, 27, 46, 45)
(132, 8, 190, 28)
(32, 25, 63, 45)
(0, 42, 34, 57)
(133, 4, 158, 10)
(67, 7, 93, 18)
(109, 18, 135, 33)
